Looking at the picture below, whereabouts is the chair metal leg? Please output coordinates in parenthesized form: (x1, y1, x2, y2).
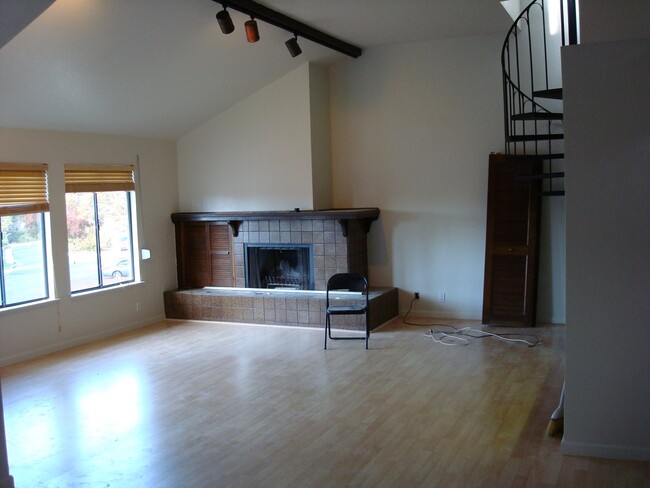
(325, 311, 369, 349)
(324, 314, 329, 350)
(365, 315, 369, 349)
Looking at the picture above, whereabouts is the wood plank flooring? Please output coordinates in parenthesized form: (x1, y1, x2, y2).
(1, 319, 649, 487)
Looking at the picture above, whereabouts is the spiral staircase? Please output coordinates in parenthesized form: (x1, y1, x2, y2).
(501, 0, 578, 196)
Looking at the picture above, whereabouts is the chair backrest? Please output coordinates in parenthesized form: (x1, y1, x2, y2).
(326, 273, 368, 293)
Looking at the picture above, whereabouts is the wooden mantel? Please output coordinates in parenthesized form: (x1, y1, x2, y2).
(171, 208, 380, 237)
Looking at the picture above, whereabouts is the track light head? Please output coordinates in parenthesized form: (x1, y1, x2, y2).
(245, 18, 260, 43)
(216, 8, 234, 34)
(285, 35, 302, 57)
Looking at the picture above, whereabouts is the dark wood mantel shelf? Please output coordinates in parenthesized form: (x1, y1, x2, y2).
(171, 208, 380, 237)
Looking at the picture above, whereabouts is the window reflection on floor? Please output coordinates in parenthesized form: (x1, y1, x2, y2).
(6, 368, 151, 485)
(76, 372, 142, 444)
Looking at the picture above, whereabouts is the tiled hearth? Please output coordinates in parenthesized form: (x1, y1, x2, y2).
(164, 287, 398, 331)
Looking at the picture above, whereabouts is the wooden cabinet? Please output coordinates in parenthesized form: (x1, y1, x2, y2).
(482, 153, 542, 326)
(174, 221, 234, 288)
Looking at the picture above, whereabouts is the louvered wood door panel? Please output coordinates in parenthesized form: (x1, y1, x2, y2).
(182, 222, 210, 288)
(209, 224, 234, 287)
(482, 154, 542, 326)
(175, 222, 234, 288)
(489, 255, 527, 316)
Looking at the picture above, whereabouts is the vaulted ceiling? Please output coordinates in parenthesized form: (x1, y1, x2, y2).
(0, 0, 511, 139)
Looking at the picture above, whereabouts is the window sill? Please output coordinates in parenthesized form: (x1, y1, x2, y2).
(0, 297, 60, 317)
(70, 280, 146, 299)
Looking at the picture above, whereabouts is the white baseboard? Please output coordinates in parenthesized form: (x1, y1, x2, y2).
(562, 439, 650, 461)
(404, 309, 480, 321)
(408, 309, 566, 325)
(0, 315, 166, 367)
(537, 314, 566, 324)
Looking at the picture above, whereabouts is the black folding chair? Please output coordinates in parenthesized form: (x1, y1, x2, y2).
(324, 273, 370, 350)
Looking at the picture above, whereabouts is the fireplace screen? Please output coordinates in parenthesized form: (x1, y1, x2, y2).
(245, 244, 313, 290)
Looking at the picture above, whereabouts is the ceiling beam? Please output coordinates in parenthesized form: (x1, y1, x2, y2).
(212, 0, 362, 58)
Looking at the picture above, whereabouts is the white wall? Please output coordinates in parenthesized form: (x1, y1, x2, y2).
(177, 63, 331, 212)
(309, 64, 333, 210)
(580, 0, 650, 44)
(563, 38, 650, 460)
(330, 35, 506, 318)
(538, 197, 566, 323)
(0, 127, 178, 365)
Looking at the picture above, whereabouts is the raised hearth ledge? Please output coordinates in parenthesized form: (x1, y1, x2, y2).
(164, 286, 398, 331)
(204, 286, 362, 296)
(171, 208, 379, 237)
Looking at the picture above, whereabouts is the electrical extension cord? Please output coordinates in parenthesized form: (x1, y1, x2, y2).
(424, 329, 469, 346)
(406, 295, 540, 347)
(424, 327, 539, 347)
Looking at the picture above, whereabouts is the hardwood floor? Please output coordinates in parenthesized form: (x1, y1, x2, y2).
(1, 319, 648, 487)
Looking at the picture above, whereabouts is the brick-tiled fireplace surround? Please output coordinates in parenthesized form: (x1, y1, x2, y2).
(164, 209, 398, 331)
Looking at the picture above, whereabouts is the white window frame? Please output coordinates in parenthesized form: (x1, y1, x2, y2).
(65, 164, 139, 294)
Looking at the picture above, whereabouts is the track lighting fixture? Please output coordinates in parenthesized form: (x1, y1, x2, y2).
(214, 0, 362, 58)
(216, 7, 235, 34)
(285, 35, 302, 57)
(244, 17, 259, 43)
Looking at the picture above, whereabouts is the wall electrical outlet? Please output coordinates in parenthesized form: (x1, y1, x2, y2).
(136, 302, 141, 312)
(438, 292, 446, 303)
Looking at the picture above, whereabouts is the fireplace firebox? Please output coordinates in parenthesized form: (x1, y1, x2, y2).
(245, 244, 313, 290)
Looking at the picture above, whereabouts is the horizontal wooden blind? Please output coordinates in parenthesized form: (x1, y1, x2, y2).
(65, 164, 135, 193)
(0, 163, 49, 216)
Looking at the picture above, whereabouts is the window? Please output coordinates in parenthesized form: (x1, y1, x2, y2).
(65, 164, 137, 293)
(0, 163, 50, 307)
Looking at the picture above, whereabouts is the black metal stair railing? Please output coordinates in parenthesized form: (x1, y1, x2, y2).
(501, 0, 577, 196)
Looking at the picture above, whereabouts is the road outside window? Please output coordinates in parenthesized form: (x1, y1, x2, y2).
(0, 213, 48, 306)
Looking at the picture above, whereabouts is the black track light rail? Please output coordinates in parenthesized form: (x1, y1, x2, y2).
(213, 0, 362, 58)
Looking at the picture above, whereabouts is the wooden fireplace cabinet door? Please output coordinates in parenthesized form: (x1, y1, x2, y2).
(482, 153, 542, 326)
(175, 221, 234, 288)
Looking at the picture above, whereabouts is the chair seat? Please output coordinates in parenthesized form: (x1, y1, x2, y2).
(327, 305, 367, 315)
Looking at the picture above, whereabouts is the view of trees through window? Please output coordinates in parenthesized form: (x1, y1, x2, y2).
(0, 213, 48, 306)
(66, 191, 134, 292)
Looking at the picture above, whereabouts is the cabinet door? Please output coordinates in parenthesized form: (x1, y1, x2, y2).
(176, 222, 234, 288)
(209, 224, 234, 287)
(482, 153, 542, 326)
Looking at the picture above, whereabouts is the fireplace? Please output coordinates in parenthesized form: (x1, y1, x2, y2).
(166, 209, 399, 328)
(245, 244, 313, 290)
(170, 208, 380, 291)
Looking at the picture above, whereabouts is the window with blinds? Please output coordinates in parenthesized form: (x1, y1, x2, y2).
(0, 162, 50, 307)
(0, 163, 49, 216)
(64, 164, 137, 293)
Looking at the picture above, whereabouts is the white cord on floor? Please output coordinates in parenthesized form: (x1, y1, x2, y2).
(424, 327, 539, 347)
(424, 329, 469, 346)
(460, 327, 538, 346)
